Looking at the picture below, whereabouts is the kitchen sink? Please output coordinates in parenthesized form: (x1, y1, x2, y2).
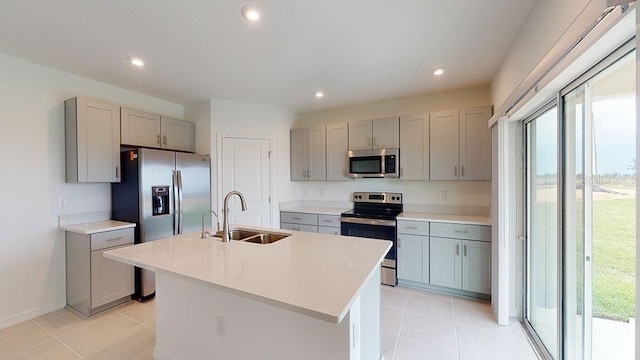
(213, 229, 290, 244)
(243, 233, 290, 244)
(214, 229, 260, 240)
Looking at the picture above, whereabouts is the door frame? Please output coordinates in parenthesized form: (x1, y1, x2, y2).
(216, 132, 274, 227)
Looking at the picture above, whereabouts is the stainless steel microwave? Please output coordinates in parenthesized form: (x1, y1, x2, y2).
(347, 148, 399, 178)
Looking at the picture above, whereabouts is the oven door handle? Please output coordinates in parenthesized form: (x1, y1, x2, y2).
(340, 217, 396, 227)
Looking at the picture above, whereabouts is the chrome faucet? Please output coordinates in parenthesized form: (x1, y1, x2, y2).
(201, 210, 220, 239)
(222, 190, 248, 242)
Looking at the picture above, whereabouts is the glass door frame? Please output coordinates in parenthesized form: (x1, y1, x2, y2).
(522, 99, 562, 360)
(521, 38, 635, 360)
(559, 41, 636, 360)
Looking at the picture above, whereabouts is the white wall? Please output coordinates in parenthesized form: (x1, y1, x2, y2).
(185, 99, 297, 226)
(491, 0, 596, 110)
(0, 54, 183, 328)
(294, 86, 493, 209)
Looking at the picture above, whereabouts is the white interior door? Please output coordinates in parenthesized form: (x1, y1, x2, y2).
(220, 137, 271, 227)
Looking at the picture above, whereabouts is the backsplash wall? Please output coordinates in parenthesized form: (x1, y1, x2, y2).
(293, 179, 491, 213)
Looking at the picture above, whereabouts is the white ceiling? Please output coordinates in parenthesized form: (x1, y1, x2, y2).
(0, 0, 535, 113)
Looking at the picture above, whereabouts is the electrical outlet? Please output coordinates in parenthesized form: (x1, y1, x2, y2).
(441, 191, 449, 202)
(57, 196, 68, 208)
(216, 315, 226, 337)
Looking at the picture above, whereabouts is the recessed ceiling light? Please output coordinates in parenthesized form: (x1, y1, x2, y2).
(241, 6, 260, 21)
(315, 91, 324, 98)
(127, 57, 144, 67)
(431, 67, 446, 76)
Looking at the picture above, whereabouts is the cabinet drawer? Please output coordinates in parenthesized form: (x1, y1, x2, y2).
(318, 215, 340, 227)
(430, 223, 490, 242)
(318, 226, 341, 235)
(397, 220, 429, 235)
(91, 228, 134, 251)
(280, 222, 318, 233)
(280, 212, 318, 225)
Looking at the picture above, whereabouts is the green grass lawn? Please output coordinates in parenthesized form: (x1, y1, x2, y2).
(593, 197, 636, 321)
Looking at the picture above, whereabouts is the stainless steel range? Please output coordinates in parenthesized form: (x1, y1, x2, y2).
(341, 192, 403, 286)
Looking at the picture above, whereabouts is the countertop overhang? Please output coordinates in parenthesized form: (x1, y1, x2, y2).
(59, 220, 136, 234)
(104, 227, 391, 324)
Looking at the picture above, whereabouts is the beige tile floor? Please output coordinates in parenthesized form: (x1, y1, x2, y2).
(381, 285, 540, 360)
(1, 286, 540, 360)
(0, 300, 155, 360)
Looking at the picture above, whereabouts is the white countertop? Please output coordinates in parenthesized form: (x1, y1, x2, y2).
(104, 227, 391, 324)
(59, 220, 136, 234)
(398, 212, 492, 226)
(281, 206, 349, 216)
(280, 206, 491, 226)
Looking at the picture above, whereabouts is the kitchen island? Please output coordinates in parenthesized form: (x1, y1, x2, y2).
(104, 227, 391, 360)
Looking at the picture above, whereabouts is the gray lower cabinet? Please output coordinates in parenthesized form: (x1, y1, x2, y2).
(280, 212, 318, 233)
(429, 223, 491, 295)
(397, 220, 430, 283)
(66, 228, 134, 317)
(317, 214, 341, 235)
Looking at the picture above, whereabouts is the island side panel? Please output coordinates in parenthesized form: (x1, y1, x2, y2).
(360, 266, 381, 360)
(154, 273, 354, 360)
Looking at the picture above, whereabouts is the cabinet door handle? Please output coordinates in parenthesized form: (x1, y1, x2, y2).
(115, 166, 119, 179)
(292, 217, 302, 220)
(455, 244, 460, 256)
(454, 166, 458, 177)
(157, 134, 161, 145)
(323, 219, 332, 223)
(105, 237, 123, 242)
(464, 244, 467, 257)
(461, 165, 465, 177)
(163, 135, 167, 145)
(397, 238, 401, 248)
(406, 226, 418, 230)
(454, 230, 469, 234)
(368, 137, 372, 147)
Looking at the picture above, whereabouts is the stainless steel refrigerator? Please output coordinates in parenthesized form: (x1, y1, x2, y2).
(111, 148, 211, 300)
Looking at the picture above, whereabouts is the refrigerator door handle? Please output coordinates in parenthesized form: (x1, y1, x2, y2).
(177, 170, 184, 234)
(172, 170, 179, 235)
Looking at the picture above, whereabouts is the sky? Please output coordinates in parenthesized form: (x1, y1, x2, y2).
(533, 98, 635, 176)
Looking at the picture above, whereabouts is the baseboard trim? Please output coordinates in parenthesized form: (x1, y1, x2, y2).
(154, 348, 171, 360)
(0, 299, 66, 330)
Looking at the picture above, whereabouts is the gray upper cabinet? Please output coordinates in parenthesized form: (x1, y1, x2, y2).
(429, 110, 460, 180)
(325, 123, 349, 180)
(65, 97, 121, 183)
(348, 117, 399, 150)
(121, 107, 161, 148)
(399, 114, 429, 180)
(161, 117, 195, 153)
(429, 106, 492, 180)
(290, 126, 326, 181)
(121, 107, 195, 152)
(460, 106, 492, 180)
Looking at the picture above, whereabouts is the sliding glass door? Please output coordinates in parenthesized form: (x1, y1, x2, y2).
(563, 49, 636, 359)
(524, 46, 636, 359)
(525, 105, 560, 359)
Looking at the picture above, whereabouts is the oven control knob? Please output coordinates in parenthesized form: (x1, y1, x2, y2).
(392, 196, 396, 200)
(358, 195, 362, 199)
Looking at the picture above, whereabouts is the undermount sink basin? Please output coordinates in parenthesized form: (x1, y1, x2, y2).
(214, 229, 260, 240)
(243, 233, 290, 244)
(213, 229, 291, 244)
